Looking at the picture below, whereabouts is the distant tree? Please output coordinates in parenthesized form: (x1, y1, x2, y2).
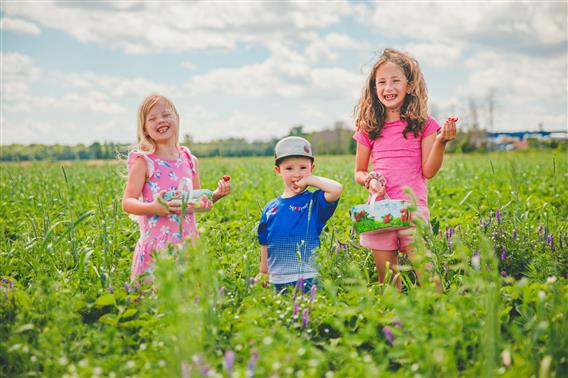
(288, 125, 305, 137)
(90, 142, 103, 159)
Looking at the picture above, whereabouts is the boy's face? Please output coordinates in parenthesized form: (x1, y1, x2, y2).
(275, 156, 314, 194)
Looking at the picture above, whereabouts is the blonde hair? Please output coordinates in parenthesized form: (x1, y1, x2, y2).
(354, 48, 429, 140)
(134, 94, 180, 153)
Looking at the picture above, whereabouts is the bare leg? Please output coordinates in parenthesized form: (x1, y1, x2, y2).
(371, 249, 401, 291)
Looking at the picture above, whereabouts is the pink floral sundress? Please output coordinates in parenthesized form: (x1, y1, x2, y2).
(127, 146, 198, 281)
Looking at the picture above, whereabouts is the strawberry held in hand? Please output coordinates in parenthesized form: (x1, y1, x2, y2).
(222, 175, 231, 182)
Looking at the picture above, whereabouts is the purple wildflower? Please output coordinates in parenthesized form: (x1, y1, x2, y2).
(383, 326, 394, 345)
(501, 247, 509, 260)
(297, 276, 304, 293)
(302, 309, 310, 329)
(393, 320, 403, 328)
(193, 355, 209, 376)
(108, 282, 113, 294)
(501, 271, 508, 277)
(480, 219, 488, 229)
(293, 300, 299, 319)
(310, 284, 317, 302)
(247, 349, 258, 376)
(224, 350, 235, 376)
(9, 280, 13, 290)
(180, 361, 191, 378)
(219, 287, 225, 297)
(124, 282, 130, 293)
(548, 234, 554, 251)
(336, 240, 347, 253)
(496, 209, 501, 224)
(537, 224, 543, 235)
(512, 228, 517, 240)
(249, 277, 255, 287)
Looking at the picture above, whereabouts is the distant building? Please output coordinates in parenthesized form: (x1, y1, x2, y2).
(486, 130, 567, 150)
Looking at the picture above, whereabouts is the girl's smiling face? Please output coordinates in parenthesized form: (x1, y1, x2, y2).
(374, 61, 409, 116)
(144, 99, 179, 144)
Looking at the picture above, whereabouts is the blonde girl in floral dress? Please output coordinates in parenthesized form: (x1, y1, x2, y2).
(122, 95, 231, 282)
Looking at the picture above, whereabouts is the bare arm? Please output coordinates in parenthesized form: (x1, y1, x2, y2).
(259, 245, 268, 274)
(192, 156, 231, 203)
(354, 143, 384, 195)
(122, 157, 169, 216)
(422, 119, 457, 179)
(297, 175, 343, 202)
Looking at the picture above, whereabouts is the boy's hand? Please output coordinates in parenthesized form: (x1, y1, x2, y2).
(437, 117, 458, 145)
(293, 175, 311, 193)
(255, 272, 269, 288)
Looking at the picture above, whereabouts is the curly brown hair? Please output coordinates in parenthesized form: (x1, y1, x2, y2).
(354, 48, 429, 140)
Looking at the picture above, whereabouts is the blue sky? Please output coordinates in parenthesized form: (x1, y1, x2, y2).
(1, 1, 566, 145)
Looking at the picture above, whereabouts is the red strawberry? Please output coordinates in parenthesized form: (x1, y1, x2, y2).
(447, 117, 459, 123)
(384, 214, 392, 224)
(222, 175, 231, 182)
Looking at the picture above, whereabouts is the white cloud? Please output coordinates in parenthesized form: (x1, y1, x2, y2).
(2, 52, 41, 83)
(60, 72, 174, 98)
(0, 17, 40, 35)
(182, 62, 197, 70)
(368, 3, 566, 60)
(460, 50, 566, 101)
(188, 44, 363, 100)
(2, 2, 355, 54)
(402, 42, 463, 68)
(179, 105, 285, 142)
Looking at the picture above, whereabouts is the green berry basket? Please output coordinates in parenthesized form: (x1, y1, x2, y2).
(163, 178, 213, 212)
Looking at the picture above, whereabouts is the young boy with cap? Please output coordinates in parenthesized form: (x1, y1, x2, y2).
(257, 136, 343, 293)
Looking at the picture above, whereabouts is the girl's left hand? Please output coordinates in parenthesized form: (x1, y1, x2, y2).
(213, 176, 231, 201)
(437, 117, 458, 144)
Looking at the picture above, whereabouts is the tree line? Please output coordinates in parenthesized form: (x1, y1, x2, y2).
(0, 123, 357, 162)
(1, 121, 564, 162)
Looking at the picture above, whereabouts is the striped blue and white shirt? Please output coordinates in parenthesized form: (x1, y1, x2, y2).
(258, 190, 339, 284)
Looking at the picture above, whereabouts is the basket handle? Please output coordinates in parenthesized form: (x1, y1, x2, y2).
(178, 177, 193, 200)
(369, 191, 391, 212)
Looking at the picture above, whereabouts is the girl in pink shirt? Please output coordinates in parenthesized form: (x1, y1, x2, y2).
(353, 48, 457, 291)
(123, 95, 231, 283)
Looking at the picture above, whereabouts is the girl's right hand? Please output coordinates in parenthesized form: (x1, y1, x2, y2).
(368, 179, 386, 197)
(152, 190, 179, 216)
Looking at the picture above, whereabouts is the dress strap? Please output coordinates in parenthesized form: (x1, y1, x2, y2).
(179, 146, 197, 176)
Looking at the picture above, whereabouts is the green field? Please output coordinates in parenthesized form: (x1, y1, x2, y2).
(1, 151, 567, 377)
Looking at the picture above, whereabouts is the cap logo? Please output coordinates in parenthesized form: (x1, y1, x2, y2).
(304, 145, 310, 153)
